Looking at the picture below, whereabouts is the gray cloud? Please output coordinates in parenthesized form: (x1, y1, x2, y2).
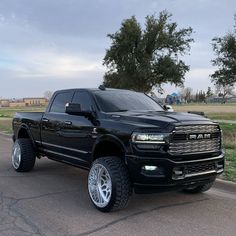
(0, 0, 235, 98)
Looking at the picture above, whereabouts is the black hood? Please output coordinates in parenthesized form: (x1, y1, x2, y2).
(109, 111, 211, 129)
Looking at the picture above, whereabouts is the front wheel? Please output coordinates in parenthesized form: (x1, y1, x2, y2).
(88, 156, 131, 212)
(183, 181, 214, 193)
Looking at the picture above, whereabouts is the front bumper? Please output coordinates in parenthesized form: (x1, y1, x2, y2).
(126, 152, 224, 193)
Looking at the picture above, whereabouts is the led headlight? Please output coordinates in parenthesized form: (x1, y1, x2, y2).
(131, 132, 168, 144)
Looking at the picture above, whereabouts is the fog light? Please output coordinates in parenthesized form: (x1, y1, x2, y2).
(141, 165, 165, 177)
(172, 167, 184, 180)
(142, 165, 158, 171)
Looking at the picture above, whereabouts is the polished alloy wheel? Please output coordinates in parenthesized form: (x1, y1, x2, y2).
(12, 142, 21, 169)
(88, 163, 112, 208)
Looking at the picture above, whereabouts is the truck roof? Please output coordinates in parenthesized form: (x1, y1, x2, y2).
(54, 87, 135, 93)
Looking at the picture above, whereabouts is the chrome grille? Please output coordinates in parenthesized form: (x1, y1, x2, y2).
(174, 125, 220, 134)
(169, 125, 221, 155)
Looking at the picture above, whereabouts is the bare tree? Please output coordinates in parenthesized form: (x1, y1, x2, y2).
(44, 91, 53, 101)
(179, 87, 192, 103)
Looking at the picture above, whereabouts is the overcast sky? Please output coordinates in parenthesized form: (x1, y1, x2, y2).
(0, 0, 235, 98)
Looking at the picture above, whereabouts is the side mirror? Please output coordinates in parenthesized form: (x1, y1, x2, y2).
(163, 105, 174, 112)
(65, 103, 93, 117)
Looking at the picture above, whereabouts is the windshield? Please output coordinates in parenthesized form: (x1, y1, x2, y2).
(94, 90, 164, 112)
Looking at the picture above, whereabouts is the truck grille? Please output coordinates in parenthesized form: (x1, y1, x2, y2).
(169, 125, 221, 155)
(174, 125, 219, 134)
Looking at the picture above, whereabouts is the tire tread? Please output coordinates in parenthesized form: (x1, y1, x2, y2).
(14, 139, 36, 172)
(91, 156, 131, 212)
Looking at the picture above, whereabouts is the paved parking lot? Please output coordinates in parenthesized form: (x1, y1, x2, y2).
(1, 135, 236, 236)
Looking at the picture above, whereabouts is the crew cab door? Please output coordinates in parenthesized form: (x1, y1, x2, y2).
(40, 90, 74, 159)
(40, 90, 97, 167)
(61, 90, 97, 163)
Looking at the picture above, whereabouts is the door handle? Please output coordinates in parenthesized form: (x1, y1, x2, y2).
(64, 121, 72, 125)
(42, 118, 49, 122)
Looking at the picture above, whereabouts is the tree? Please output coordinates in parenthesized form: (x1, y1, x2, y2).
(103, 11, 194, 93)
(215, 83, 234, 103)
(206, 86, 213, 98)
(44, 91, 53, 100)
(198, 90, 206, 103)
(211, 15, 236, 100)
(179, 87, 192, 103)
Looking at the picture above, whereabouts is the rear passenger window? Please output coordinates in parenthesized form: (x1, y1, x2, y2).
(50, 92, 73, 113)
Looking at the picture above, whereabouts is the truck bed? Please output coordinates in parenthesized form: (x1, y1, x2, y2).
(13, 112, 44, 143)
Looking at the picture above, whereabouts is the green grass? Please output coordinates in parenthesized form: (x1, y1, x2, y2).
(221, 148, 236, 182)
(207, 113, 236, 121)
(0, 107, 45, 134)
(220, 123, 236, 149)
(173, 103, 236, 121)
(175, 103, 236, 107)
(220, 123, 236, 182)
(0, 107, 45, 118)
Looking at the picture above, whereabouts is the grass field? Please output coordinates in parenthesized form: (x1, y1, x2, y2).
(173, 103, 236, 121)
(0, 104, 235, 182)
(0, 106, 45, 118)
(224, 149, 236, 182)
(0, 107, 45, 134)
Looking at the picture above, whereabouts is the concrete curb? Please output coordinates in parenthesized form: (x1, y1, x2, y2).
(214, 178, 236, 193)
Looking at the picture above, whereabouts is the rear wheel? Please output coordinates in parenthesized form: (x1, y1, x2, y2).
(88, 156, 131, 212)
(12, 138, 36, 172)
(183, 181, 214, 193)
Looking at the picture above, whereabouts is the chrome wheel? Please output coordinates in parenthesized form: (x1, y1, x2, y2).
(12, 142, 21, 169)
(88, 163, 112, 208)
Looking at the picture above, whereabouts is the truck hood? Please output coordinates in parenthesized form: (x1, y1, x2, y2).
(109, 111, 211, 129)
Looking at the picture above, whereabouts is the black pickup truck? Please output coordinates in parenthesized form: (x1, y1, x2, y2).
(12, 87, 224, 212)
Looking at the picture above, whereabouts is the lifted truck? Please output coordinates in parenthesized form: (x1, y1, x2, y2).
(12, 87, 224, 212)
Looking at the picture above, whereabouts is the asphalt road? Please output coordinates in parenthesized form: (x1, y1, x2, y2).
(0, 135, 236, 236)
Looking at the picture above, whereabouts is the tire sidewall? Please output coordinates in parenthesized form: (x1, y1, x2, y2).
(88, 157, 127, 212)
(12, 138, 36, 172)
(88, 159, 116, 212)
(12, 139, 22, 171)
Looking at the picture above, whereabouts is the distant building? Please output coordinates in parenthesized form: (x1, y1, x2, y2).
(165, 92, 181, 105)
(0, 99, 10, 107)
(206, 96, 236, 103)
(0, 97, 48, 107)
(23, 98, 48, 106)
(227, 96, 236, 103)
(9, 101, 26, 107)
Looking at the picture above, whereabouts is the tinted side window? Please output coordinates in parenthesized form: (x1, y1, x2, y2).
(72, 91, 93, 111)
(50, 92, 73, 113)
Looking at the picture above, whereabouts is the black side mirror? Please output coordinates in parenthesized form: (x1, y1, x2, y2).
(163, 105, 174, 112)
(65, 103, 93, 118)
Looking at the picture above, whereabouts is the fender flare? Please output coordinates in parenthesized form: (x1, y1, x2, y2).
(91, 134, 126, 161)
(17, 124, 36, 149)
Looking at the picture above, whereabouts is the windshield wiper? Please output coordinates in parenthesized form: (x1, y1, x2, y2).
(112, 109, 128, 112)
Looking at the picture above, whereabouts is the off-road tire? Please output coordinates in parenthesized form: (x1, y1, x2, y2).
(12, 138, 36, 172)
(88, 156, 131, 212)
